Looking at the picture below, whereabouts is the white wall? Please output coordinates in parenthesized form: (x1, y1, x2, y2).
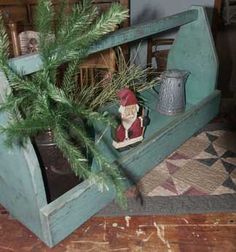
(130, 0, 215, 66)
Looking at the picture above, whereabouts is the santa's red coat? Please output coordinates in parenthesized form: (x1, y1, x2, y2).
(115, 117, 143, 142)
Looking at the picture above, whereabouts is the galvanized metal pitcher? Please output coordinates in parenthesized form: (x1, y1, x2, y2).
(157, 69, 190, 115)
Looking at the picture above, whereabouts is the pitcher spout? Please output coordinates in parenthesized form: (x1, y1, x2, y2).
(182, 70, 190, 79)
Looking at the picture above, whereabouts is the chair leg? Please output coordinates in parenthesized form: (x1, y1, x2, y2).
(7, 21, 21, 56)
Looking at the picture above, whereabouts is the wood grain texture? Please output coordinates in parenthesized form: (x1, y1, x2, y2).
(0, 205, 235, 252)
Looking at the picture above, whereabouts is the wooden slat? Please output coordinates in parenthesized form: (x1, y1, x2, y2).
(8, 53, 42, 75)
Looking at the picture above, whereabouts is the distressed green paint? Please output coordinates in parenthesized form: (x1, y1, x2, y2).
(167, 7, 218, 104)
(40, 181, 115, 246)
(0, 7, 220, 247)
(8, 53, 42, 76)
(0, 73, 47, 241)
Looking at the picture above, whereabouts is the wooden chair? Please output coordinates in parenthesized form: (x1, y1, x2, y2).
(77, 49, 116, 87)
(147, 37, 174, 78)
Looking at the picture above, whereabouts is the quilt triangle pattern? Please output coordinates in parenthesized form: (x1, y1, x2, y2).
(138, 129, 236, 197)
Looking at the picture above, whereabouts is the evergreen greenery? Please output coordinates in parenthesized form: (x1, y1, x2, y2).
(74, 48, 158, 110)
(0, 0, 129, 206)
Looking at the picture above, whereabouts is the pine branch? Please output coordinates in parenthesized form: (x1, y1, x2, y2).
(41, 0, 98, 70)
(27, 93, 52, 119)
(53, 123, 92, 178)
(36, 0, 55, 60)
(47, 84, 73, 107)
(74, 84, 102, 108)
(0, 115, 52, 147)
(0, 62, 43, 118)
(45, 3, 128, 69)
(0, 14, 9, 65)
(69, 124, 127, 206)
(0, 93, 31, 115)
(82, 4, 129, 42)
(54, 0, 68, 36)
(56, 0, 98, 45)
(71, 103, 117, 128)
(31, 70, 52, 90)
(62, 60, 79, 97)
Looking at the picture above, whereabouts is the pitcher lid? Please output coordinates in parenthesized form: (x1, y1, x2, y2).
(161, 69, 190, 79)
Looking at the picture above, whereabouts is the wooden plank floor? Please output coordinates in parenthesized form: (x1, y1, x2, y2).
(0, 206, 235, 251)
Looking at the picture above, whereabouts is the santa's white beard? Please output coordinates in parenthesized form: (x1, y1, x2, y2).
(122, 115, 137, 140)
(119, 105, 139, 139)
(122, 116, 137, 131)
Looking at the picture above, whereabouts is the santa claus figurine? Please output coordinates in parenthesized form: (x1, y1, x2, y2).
(112, 88, 149, 149)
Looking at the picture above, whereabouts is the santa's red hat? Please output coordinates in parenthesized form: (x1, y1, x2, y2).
(117, 88, 138, 106)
